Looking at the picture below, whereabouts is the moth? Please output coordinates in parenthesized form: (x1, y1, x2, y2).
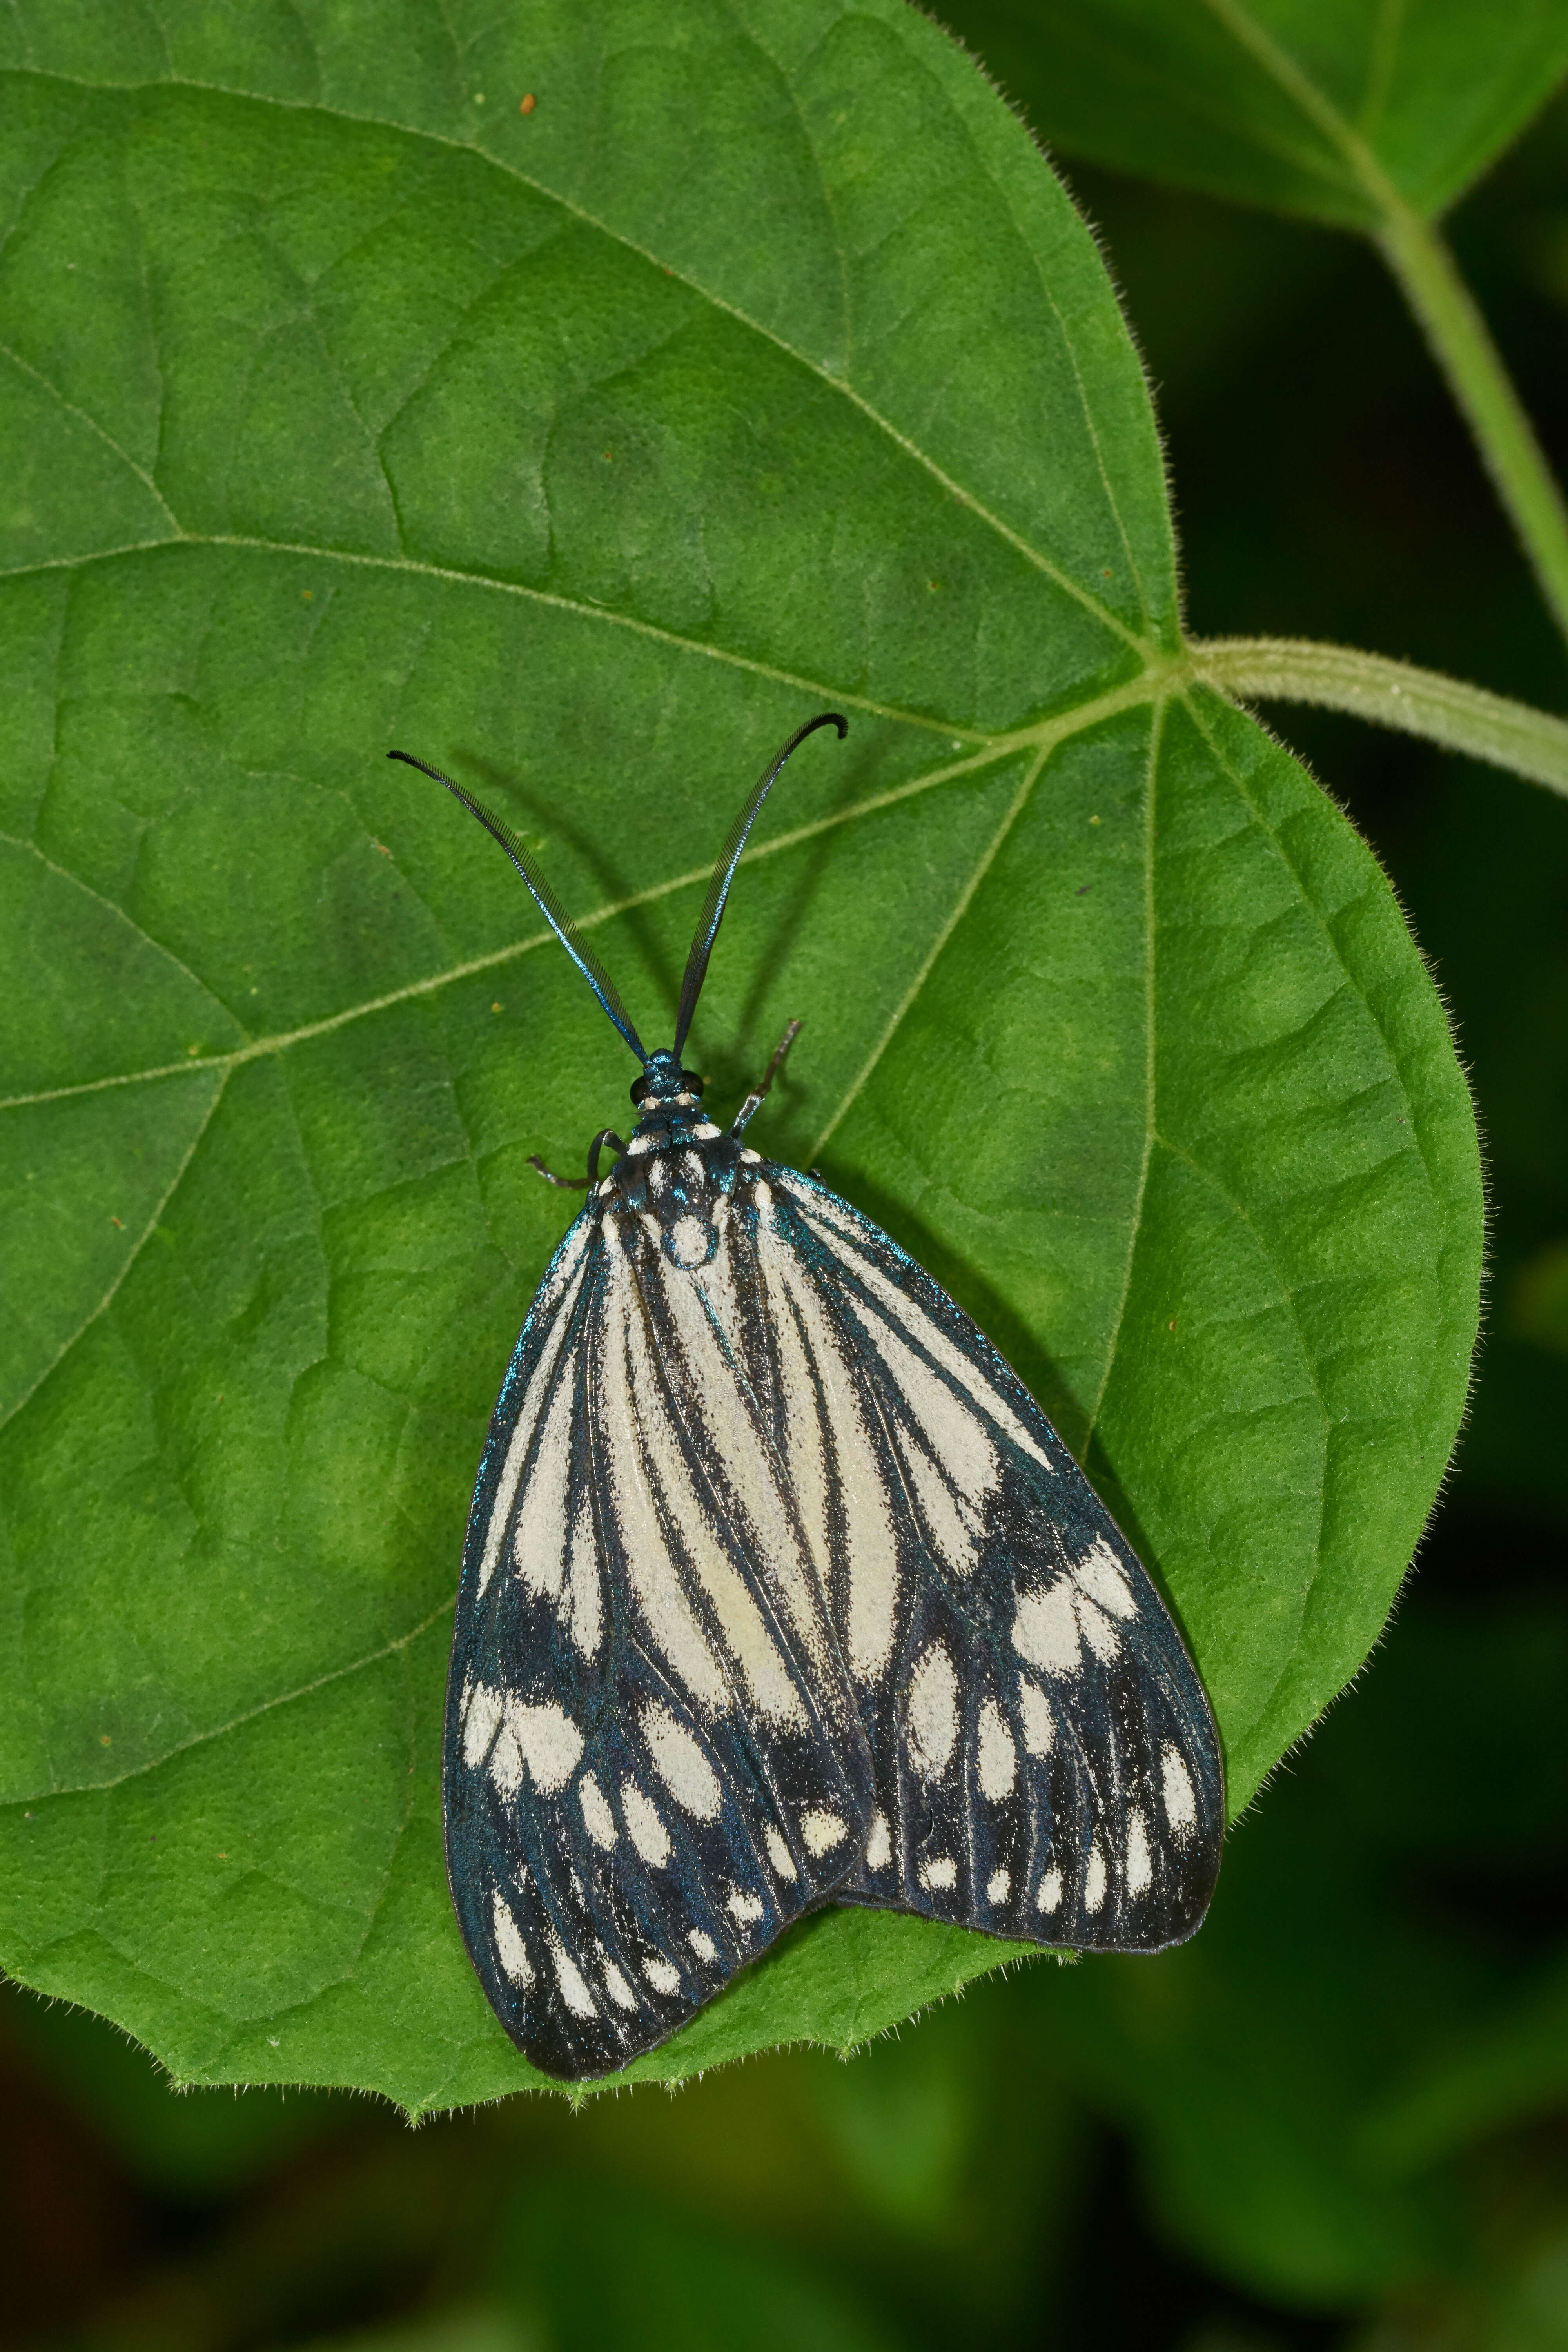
(388, 715, 1223, 2083)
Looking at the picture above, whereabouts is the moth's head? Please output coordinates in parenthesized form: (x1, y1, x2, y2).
(631, 1047, 705, 1109)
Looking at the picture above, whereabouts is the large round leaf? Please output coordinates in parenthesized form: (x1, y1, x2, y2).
(0, 0, 1481, 2109)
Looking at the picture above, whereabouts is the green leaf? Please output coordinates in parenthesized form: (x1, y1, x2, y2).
(0, 0, 1481, 2109)
(940, 0, 1568, 229)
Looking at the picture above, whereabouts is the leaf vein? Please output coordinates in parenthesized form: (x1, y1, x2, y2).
(16, 1597, 456, 1803)
(0, 340, 183, 532)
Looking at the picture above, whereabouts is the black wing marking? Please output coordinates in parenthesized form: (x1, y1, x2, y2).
(750, 1167, 1225, 1955)
(443, 1194, 874, 2082)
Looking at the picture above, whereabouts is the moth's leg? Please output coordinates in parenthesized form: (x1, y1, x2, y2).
(730, 1019, 803, 1139)
(528, 1127, 628, 1189)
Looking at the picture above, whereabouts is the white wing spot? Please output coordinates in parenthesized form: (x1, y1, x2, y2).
(622, 1778, 672, 1867)
(476, 1253, 588, 1595)
(1018, 1677, 1055, 1757)
(512, 1371, 573, 1599)
(767, 1236, 899, 1681)
(491, 1893, 533, 1987)
(1084, 1845, 1107, 1912)
(906, 1642, 959, 1777)
(1036, 1868, 1063, 1915)
(602, 1290, 729, 1711)
(599, 1949, 639, 2011)
(1076, 1591, 1122, 1663)
(901, 1432, 985, 1577)
(550, 1934, 597, 2017)
(727, 1886, 765, 1925)
(644, 1704, 722, 1820)
(1013, 1581, 1082, 1678)
(579, 1772, 617, 1850)
(765, 1826, 797, 1881)
(566, 1502, 603, 1658)
(987, 1867, 1011, 1905)
(1074, 1536, 1138, 1620)
(801, 1808, 846, 1856)
(687, 1929, 719, 1963)
(1126, 1809, 1152, 1895)
(624, 1281, 808, 1726)
(667, 1213, 711, 1268)
(864, 1813, 891, 1871)
(1162, 1745, 1198, 1839)
(976, 1699, 1016, 1798)
(479, 1694, 583, 1798)
(797, 1197, 1054, 1469)
(848, 1299, 998, 1565)
(694, 1122, 721, 1140)
(919, 1855, 957, 1892)
(643, 1956, 681, 1996)
(462, 1681, 504, 1769)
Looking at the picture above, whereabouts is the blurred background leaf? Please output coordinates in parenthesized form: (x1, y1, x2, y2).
(940, 0, 1568, 226)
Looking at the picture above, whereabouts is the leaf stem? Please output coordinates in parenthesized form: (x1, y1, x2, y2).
(1187, 636, 1568, 797)
(1376, 201, 1568, 649)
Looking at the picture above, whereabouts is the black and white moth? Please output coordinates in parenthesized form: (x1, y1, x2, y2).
(388, 715, 1223, 2083)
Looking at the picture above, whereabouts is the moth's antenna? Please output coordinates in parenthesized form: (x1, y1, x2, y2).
(672, 712, 848, 1061)
(388, 750, 647, 1064)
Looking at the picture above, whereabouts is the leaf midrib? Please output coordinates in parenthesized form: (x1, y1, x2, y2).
(1196, 0, 1416, 225)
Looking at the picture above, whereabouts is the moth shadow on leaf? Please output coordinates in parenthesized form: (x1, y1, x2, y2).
(461, 750, 673, 1011)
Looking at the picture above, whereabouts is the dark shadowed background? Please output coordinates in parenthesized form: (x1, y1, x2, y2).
(4, 33, 1567, 2352)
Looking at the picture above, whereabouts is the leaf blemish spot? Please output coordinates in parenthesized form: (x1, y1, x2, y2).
(1090, 815, 1101, 826)
(100, 1734, 111, 1746)
(111, 1214, 123, 1228)
(1168, 1320, 1177, 1333)
(520, 92, 536, 115)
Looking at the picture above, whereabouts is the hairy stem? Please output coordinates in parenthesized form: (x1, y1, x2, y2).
(1377, 202, 1568, 649)
(1187, 637, 1568, 797)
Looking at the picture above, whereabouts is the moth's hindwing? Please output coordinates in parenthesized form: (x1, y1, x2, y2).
(753, 1169, 1225, 1954)
(442, 1168, 876, 2083)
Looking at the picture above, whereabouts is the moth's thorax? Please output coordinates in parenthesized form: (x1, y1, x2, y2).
(597, 1094, 761, 1273)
